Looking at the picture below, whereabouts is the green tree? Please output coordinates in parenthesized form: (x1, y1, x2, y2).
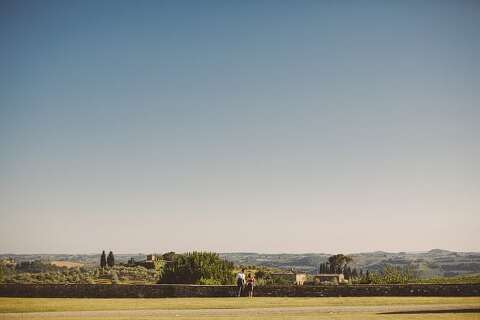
(319, 262, 330, 274)
(159, 251, 234, 285)
(344, 266, 352, 279)
(328, 254, 353, 273)
(15, 261, 62, 273)
(162, 252, 176, 261)
(255, 269, 266, 279)
(352, 268, 358, 278)
(107, 251, 115, 268)
(370, 265, 418, 284)
(100, 251, 107, 268)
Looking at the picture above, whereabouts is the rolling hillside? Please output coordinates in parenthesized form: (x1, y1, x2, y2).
(220, 249, 480, 278)
(2, 249, 479, 279)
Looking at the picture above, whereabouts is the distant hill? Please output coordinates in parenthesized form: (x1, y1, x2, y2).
(2, 250, 479, 279)
(219, 250, 480, 278)
(0, 253, 146, 267)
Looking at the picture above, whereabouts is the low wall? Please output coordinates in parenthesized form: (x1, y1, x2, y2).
(0, 283, 479, 298)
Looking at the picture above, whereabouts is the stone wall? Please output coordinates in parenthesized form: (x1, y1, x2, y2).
(0, 283, 478, 298)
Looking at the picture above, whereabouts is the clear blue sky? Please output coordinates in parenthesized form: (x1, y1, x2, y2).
(1, 0, 479, 254)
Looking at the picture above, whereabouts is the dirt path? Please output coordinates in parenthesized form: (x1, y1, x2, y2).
(1, 304, 479, 318)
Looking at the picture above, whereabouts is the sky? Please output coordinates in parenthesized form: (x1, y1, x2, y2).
(0, 0, 479, 254)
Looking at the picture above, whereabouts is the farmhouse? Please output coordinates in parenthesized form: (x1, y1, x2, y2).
(145, 254, 159, 268)
(127, 254, 163, 270)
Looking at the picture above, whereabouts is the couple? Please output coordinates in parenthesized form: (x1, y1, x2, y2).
(236, 268, 255, 297)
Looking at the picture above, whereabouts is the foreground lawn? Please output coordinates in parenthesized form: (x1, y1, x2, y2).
(3, 314, 479, 320)
(0, 297, 479, 313)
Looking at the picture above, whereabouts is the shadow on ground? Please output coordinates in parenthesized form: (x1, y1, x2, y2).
(380, 308, 480, 315)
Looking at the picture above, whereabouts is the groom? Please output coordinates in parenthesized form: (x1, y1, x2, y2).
(236, 268, 246, 297)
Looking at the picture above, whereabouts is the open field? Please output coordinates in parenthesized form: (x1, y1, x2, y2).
(49, 261, 84, 268)
(0, 297, 478, 320)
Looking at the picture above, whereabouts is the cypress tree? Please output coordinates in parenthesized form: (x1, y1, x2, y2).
(100, 250, 107, 268)
(107, 251, 115, 268)
(352, 268, 358, 278)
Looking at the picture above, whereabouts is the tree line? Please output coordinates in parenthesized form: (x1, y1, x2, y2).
(1, 251, 428, 285)
(319, 254, 358, 276)
(99, 250, 234, 285)
(318, 254, 423, 284)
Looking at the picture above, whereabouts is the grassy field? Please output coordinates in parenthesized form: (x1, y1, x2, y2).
(2, 313, 478, 320)
(49, 261, 85, 268)
(0, 297, 479, 313)
(0, 297, 479, 319)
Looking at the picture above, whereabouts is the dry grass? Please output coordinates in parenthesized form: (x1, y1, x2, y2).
(49, 261, 84, 268)
(0, 297, 479, 313)
(45, 313, 480, 320)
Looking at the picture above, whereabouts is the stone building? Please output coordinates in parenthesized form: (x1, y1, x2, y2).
(314, 273, 346, 284)
(128, 254, 163, 270)
(145, 254, 157, 267)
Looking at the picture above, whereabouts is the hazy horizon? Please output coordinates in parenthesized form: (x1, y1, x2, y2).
(1, 0, 479, 254)
(2, 248, 478, 256)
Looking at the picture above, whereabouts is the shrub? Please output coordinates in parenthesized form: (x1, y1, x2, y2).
(159, 251, 234, 285)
